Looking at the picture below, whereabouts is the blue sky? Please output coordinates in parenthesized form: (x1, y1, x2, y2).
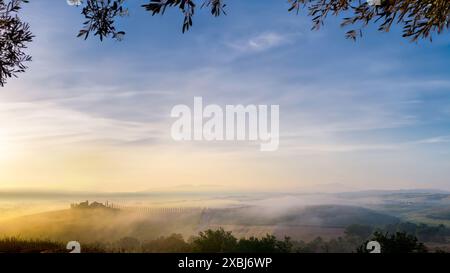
(0, 0, 449, 192)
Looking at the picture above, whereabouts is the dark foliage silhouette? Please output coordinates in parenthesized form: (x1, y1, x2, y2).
(141, 234, 192, 253)
(78, 0, 127, 41)
(236, 234, 293, 253)
(288, 0, 450, 41)
(357, 231, 428, 253)
(0, 228, 440, 253)
(0, 0, 32, 86)
(82, 0, 450, 41)
(142, 0, 226, 33)
(191, 228, 238, 253)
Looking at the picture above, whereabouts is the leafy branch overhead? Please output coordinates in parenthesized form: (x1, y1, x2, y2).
(78, 0, 128, 41)
(0, 0, 33, 86)
(287, 0, 450, 41)
(76, 0, 226, 41)
(75, 0, 449, 42)
(1, 0, 449, 87)
(142, 0, 226, 33)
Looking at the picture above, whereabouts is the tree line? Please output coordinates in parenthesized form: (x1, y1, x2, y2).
(1, 225, 444, 253)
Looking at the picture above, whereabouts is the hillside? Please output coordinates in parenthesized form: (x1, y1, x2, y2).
(0, 203, 401, 243)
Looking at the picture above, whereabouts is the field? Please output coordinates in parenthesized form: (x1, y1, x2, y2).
(1, 189, 450, 252)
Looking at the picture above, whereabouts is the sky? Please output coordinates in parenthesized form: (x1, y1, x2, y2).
(0, 0, 450, 192)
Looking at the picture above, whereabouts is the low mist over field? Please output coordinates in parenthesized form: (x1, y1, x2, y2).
(1, 188, 450, 252)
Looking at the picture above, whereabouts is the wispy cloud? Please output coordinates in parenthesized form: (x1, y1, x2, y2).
(412, 136, 450, 144)
(288, 143, 398, 153)
(227, 31, 297, 53)
(0, 100, 164, 146)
